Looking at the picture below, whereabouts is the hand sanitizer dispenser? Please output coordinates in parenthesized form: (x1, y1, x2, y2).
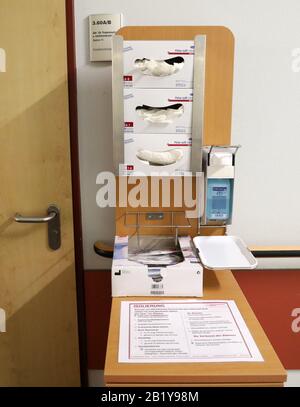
(201, 146, 240, 226)
(194, 145, 258, 270)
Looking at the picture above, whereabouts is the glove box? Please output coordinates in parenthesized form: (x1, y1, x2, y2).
(121, 133, 192, 176)
(123, 40, 195, 89)
(112, 235, 203, 297)
(124, 88, 193, 135)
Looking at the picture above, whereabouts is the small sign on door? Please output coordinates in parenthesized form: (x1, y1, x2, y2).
(89, 13, 123, 62)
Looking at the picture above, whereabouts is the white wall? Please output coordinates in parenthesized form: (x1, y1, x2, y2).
(75, 0, 300, 270)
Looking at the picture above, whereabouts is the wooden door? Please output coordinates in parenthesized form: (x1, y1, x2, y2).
(0, 0, 80, 386)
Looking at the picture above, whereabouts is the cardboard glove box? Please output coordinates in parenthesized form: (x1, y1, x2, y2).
(123, 40, 195, 89)
(124, 88, 193, 135)
(121, 133, 192, 176)
(112, 236, 203, 297)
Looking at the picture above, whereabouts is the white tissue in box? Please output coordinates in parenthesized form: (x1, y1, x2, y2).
(124, 89, 193, 134)
(121, 133, 192, 176)
(123, 40, 195, 89)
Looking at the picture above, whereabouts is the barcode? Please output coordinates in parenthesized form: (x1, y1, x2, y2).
(150, 290, 165, 295)
(151, 284, 163, 289)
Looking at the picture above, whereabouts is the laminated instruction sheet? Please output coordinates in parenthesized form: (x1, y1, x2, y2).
(118, 300, 264, 363)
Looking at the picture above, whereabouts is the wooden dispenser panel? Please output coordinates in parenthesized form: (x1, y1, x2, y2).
(115, 26, 234, 237)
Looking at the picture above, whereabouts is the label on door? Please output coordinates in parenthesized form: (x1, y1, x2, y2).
(89, 14, 123, 62)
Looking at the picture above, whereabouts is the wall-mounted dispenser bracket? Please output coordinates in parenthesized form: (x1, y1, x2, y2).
(112, 34, 125, 174)
(190, 35, 206, 174)
(123, 210, 192, 247)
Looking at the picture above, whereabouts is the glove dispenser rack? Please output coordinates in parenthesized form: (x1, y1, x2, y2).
(112, 26, 235, 239)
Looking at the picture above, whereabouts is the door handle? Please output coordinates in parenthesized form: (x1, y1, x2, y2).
(14, 205, 61, 250)
(14, 211, 56, 224)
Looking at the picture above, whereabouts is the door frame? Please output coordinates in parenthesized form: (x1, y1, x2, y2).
(65, 0, 88, 387)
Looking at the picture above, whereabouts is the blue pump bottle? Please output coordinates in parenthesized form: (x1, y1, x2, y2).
(206, 178, 233, 222)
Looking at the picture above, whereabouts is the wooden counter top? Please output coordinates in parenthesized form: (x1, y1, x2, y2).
(104, 270, 286, 387)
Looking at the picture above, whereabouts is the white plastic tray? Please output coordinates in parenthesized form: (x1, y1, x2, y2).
(193, 236, 258, 270)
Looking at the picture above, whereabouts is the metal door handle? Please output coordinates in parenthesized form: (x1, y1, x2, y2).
(14, 211, 56, 223)
(14, 205, 61, 250)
